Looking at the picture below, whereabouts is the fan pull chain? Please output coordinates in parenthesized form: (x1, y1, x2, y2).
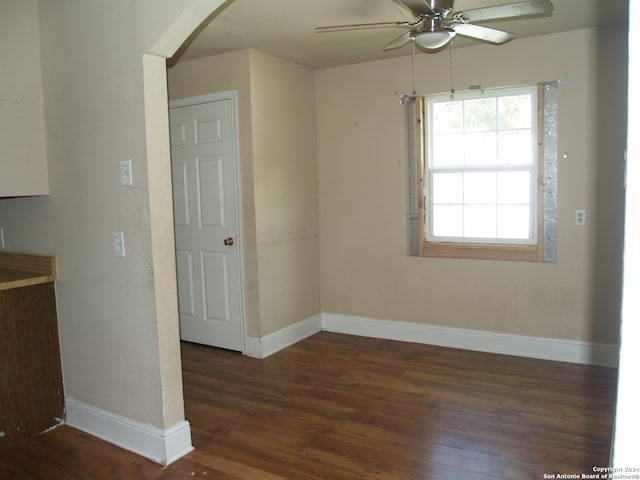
(449, 40, 455, 98)
(411, 41, 416, 96)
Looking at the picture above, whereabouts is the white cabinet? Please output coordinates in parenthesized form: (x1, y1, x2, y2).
(0, 0, 49, 197)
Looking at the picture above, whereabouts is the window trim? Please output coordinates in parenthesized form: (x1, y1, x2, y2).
(417, 84, 547, 262)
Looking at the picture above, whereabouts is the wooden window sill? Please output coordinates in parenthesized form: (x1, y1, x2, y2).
(421, 242, 541, 262)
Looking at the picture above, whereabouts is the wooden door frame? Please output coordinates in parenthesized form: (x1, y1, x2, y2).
(169, 90, 247, 354)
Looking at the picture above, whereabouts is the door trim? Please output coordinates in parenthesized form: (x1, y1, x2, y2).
(169, 90, 247, 354)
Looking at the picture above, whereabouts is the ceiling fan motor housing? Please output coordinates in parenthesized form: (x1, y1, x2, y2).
(429, 0, 455, 14)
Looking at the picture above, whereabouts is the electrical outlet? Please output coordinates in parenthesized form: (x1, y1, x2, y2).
(575, 209, 586, 226)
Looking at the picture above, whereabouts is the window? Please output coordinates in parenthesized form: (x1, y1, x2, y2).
(407, 83, 556, 262)
(427, 85, 537, 242)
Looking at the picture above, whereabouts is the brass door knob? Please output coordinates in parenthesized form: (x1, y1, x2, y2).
(223, 237, 234, 246)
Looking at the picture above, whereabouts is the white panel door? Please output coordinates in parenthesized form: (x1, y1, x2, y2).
(169, 96, 243, 351)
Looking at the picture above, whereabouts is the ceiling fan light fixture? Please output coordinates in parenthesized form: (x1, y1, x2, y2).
(413, 29, 456, 50)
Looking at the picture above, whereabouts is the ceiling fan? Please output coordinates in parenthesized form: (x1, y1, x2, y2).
(316, 0, 554, 52)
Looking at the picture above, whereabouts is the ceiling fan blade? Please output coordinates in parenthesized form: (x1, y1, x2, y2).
(453, 23, 515, 44)
(316, 21, 411, 33)
(383, 31, 413, 50)
(455, 0, 553, 23)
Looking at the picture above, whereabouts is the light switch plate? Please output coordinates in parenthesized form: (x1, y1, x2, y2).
(112, 231, 125, 257)
(120, 159, 133, 186)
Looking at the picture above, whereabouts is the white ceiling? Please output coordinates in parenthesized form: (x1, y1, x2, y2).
(173, 0, 629, 69)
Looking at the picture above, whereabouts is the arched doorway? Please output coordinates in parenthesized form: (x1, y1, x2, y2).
(141, 0, 232, 464)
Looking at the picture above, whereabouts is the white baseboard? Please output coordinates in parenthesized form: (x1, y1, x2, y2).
(65, 397, 193, 466)
(321, 313, 619, 367)
(243, 311, 619, 366)
(244, 314, 322, 359)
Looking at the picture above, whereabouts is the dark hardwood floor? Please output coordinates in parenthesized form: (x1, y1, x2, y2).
(0, 332, 618, 479)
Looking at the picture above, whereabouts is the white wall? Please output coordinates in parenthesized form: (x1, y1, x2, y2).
(248, 50, 320, 335)
(316, 27, 627, 345)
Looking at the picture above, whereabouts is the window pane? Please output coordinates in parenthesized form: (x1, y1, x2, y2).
(497, 171, 531, 205)
(499, 95, 532, 129)
(432, 172, 463, 204)
(498, 130, 532, 165)
(433, 101, 463, 134)
(464, 98, 496, 132)
(433, 205, 463, 237)
(465, 132, 497, 166)
(464, 205, 496, 238)
(425, 86, 538, 247)
(464, 172, 496, 204)
(432, 133, 464, 167)
(497, 205, 531, 239)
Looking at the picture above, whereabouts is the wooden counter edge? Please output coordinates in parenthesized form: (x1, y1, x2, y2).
(0, 274, 57, 291)
(0, 253, 57, 291)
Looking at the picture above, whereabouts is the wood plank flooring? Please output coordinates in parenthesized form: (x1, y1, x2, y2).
(0, 332, 618, 479)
